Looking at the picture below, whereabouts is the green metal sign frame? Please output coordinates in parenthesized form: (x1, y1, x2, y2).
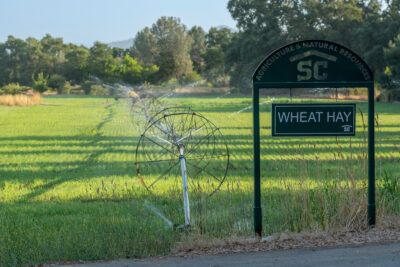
(252, 40, 375, 237)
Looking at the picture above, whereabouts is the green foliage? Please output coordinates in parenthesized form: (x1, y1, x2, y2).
(384, 34, 400, 80)
(106, 84, 124, 97)
(80, 80, 93, 95)
(380, 171, 400, 200)
(142, 65, 160, 84)
(122, 54, 143, 84)
(379, 34, 400, 101)
(133, 17, 193, 81)
(0, 43, 9, 86)
(88, 42, 116, 81)
(64, 45, 89, 83)
(188, 26, 206, 73)
(163, 77, 179, 89)
(47, 74, 66, 93)
(2, 36, 41, 85)
(91, 84, 109, 95)
(204, 46, 226, 86)
(0, 21, 227, 88)
(1, 7, 400, 92)
(377, 88, 400, 102)
(203, 27, 233, 87)
(0, 83, 31, 95)
(206, 27, 232, 49)
(32, 73, 48, 93)
(226, 0, 400, 90)
(183, 71, 202, 84)
(61, 81, 73, 94)
(204, 46, 224, 72)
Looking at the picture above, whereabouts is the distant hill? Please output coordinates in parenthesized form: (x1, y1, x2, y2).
(108, 38, 134, 49)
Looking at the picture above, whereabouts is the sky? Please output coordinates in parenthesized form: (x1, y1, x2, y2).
(0, 0, 237, 47)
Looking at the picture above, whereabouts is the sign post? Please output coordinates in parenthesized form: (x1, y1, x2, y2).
(252, 40, 375, 237)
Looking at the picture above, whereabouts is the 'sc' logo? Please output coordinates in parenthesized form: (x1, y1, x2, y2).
(290, 50, 337, 82)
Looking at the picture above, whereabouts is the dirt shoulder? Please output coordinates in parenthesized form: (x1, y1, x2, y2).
(49, 227, 400, 267)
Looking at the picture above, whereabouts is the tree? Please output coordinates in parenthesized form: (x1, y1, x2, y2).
(131, 27, 158, 65)
(206, 27, 233, 49)
(38, 34, 65, 75)
(132, 17, 193, 81)
(141, 64, 160, 84)
(203, 27, 233, 87)
(379, 34, 400, 101)
(112, 47, 128, 58)
(87, 42, 116, 81)
(188, 26, 206, 73)
(0, 42, 10, 86)
(384, 34, 400, 86)
(64, 45, 89, 83)
(4, 36, 40, 86)
(226, 0, 400, 90)
(121, 54, 143, 84)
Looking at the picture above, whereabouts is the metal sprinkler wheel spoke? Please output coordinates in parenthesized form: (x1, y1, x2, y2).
(135, 109, 230, 201)
(130, 94, 166, 133)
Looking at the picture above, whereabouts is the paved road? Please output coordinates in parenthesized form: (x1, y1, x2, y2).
(57, 242, 400, 267)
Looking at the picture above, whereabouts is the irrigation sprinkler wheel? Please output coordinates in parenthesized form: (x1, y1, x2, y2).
(146, 106, 194, 125)
(135, 110, 229, 197)
(129, 94, 165, 132)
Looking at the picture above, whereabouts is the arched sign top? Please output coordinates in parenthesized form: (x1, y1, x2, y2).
(253, 40, 373, 85)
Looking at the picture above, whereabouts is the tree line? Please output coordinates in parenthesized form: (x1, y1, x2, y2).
(0, 17, 232, 95)
(0, 0, 399, 97)
(0, 35, 160, 94)
(225, 0, 400, 96)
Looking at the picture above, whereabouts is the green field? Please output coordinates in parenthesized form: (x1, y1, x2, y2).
(0, 95, 399, 266)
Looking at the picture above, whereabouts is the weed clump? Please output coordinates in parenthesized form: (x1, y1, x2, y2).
(0, 93, 41, 106)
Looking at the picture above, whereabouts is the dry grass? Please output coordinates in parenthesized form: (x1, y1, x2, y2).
(0, 93, 42, 106)
(173, 226, 400, 256)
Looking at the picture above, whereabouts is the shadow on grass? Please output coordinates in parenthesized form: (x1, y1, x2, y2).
(0, 100, 397, 202)
(14, 103, 123, 202)
(0, 133, 398, 185)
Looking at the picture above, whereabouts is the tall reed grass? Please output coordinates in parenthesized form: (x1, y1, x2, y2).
(0, 93, 41, 106)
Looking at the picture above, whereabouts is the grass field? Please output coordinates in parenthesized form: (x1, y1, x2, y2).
(0, 95, 399, 266)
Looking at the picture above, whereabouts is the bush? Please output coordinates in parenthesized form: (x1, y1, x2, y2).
(47, 74, 66, 94)
(204, 82, 213, 88)
(142, 65, 160, 84)
(204, 68, 230, 87)
(69, 88, 85, 94)
(61, 81, 73, 94)
(183, 71, 202, 85)
(81, 81, 93, 95)
(0, 83, 31, 95)
(164, 78, 179, 89)
(92, 85, 108, 95)
(377, 89, 400, 102)
(32, 73, 48, 93)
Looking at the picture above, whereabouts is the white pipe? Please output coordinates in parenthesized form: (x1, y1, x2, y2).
(179, 145, 190, 226)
